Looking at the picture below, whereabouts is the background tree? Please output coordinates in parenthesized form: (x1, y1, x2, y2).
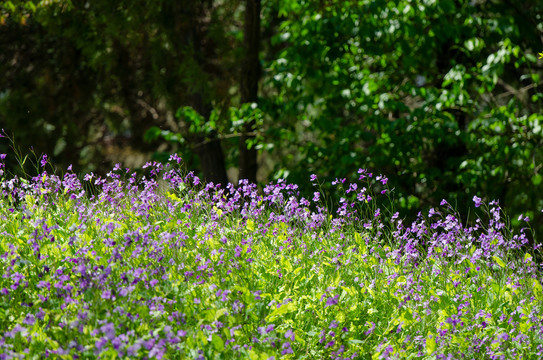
(2, 0, 543, 239)
(238, 0, 262, 184)
(0, 0, 241, 183)
(262, 0, 543, 236)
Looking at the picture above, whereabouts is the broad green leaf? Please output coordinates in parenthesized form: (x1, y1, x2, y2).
(426, 333, 436, 355)
(533, 279, 543, 300)
(211, 334, 224, 352)
(246, 219, 255, 232)
(492, 256, 506, 268)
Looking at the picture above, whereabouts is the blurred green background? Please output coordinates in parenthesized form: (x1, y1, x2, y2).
(1, 0, 543, 239)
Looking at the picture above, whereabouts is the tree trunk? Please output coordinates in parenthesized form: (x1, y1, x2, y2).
(182, 0, 229, 186)
(191, 94, 229, 185)
(238, 0, 261, 184)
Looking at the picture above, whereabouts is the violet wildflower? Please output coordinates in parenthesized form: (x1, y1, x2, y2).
(101, 290, 113, 300)
(365, 322, 375, 336)
(319, 329, 326, 344)
(285, 328, 295, 341)
(376, 175, 388, 185)
(265, 324, 275, 333)
(40, 154, 48, 168)
(169, 153, 182, 164)
(22, 314, 35, 326)
(325, 294, 339, 307)
(473, 195, 482, 208)
(281, 342, 293, 355)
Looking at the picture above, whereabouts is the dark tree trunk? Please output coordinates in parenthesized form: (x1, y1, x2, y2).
(191, 94, 229, 185)
(238, 0, 261, 184)
(181, 0, 229, 185)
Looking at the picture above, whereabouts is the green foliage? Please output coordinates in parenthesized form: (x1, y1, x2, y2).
(263, 0, 543, 236)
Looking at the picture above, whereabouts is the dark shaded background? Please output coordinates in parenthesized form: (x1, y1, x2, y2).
(1, 0, 543, 240)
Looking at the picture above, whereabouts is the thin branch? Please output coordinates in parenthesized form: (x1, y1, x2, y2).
(495, 80, 537, 101)
(136, 99, 159, 120)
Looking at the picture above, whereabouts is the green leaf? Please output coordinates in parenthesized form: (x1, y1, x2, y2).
(246, 219, 255, 232)
(211, 334, 224, 352)
(526, 53, 537, 63)
(492, 256, 506, 268)
(426, 333, 436, 355)
(533, 279, 543, 300)
(348, 339, 365, 344)
(143, 126, 162, 143)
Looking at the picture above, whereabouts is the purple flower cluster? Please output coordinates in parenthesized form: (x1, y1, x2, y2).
(0, 151, 542, 359)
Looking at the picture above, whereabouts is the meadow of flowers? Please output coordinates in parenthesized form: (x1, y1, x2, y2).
(0, 150, 543, 359)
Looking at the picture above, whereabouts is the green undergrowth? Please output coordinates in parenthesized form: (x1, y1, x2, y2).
(0, 156, 542, 359)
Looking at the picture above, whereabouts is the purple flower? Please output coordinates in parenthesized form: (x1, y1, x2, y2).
(310, 174, 317, 181)
(102, 323, 116, 340)
(101, 290, 112, 300)
(40, 154, 48, 168)
(376, 175, 388, 185)
(319, 329, 326, 344)
(281, 342, 293, 355)
(127, 343, 141, 356)
(325, 294, 339, 307)
(313, 192, 320, 202)
(473, 195, 482, 208)
(169, 153, 182, 164)
(382, 345, 394, 357)
(265, 324, 275, 333)
(23, 314, 35, 325)
(364, 322, 375, 336)
(95, 337, 108, 351)
(285, 329, 295, 341)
